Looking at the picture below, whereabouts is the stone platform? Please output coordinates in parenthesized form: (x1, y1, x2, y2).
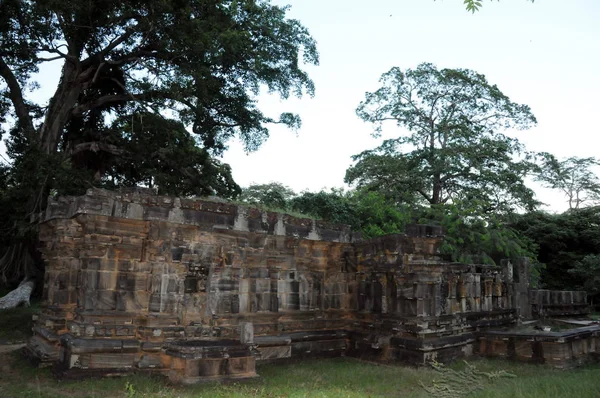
(24, 188, 590, 382)
(478, 321, 600, 368)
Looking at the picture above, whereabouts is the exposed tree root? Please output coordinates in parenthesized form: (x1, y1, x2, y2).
(0, 278, 35, 310)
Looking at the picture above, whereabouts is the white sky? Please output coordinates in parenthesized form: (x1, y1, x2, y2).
(221, 0, 600, 212)
(2, 0, 599, 213)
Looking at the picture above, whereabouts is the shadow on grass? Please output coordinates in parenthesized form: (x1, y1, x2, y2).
(0, 298, 40, 342)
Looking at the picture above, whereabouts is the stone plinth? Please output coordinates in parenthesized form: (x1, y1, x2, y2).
(25, 188, 588, 382)
(530, 289, 589, 318)
(166, 340, 257, 384)
(478, 323, 600, 368)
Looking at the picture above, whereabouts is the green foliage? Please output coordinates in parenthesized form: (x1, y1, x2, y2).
(569, 254, 600, 302)
(416, 201, 538, 269)
(238, 183, 408, 239)
(124, 381, 136, 398)
(289, 189, 356, 225)
(348, 63, 539, 213)
(459, 0, 535, 13)
(536, 154, 600, 209)
(463, 0, 484, 13)
(239, 182, 296, 210)
(349, 190, 409, 238)
(511, 207, 600, 290)
(103, 112, 241, 198)
(288, 188, 409, 239)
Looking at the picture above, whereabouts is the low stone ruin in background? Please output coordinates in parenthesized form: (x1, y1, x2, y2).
(24, 188, 598, 383)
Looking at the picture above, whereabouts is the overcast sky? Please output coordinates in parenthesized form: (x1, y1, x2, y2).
(3, 0, 599, 212)
(220, 0, 600, 212)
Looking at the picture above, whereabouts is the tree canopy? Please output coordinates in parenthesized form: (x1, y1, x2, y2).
(346, 63, 539, 214)
(0, 0, 318, 179)
(536, 155, 600, 210)
(0, 0, 319, 282)
(239, 182, 296, 210)
(104, 112, 241, 197)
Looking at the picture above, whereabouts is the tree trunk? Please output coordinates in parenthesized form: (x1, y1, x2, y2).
(432, 173, 442, 205)
(39, 60, 85, 154)
(0, 279, 35, 310)
(0, 241, 40, 285)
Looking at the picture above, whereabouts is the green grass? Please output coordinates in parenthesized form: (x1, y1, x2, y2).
(0, 298, 40, 342)
(465, 359, 600, 398)
(2, 304, 600, 397)
(1, 352, 600, 398)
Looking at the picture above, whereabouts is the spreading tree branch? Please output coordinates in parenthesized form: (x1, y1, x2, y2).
(0, 56, 35, 137)
(71, 90, 165, 116)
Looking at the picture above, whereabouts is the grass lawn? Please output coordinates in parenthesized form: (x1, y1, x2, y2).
(0, 301, 40, 342)
(0, 351, 599, 398)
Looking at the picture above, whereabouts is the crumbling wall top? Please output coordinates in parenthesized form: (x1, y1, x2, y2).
(42, 187, 356, 242)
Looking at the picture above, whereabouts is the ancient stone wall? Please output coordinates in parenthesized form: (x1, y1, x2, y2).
(530, 289, 589, 318)
(25, 188, 559, 381)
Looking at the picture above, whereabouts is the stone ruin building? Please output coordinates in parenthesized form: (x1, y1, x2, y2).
(25, 188, 598, 383)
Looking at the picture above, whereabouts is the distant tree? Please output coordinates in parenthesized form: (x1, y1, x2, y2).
(347, 63, 539, 214)
(290, 189, 356, 226)
(536, 155, 600, 210)
(239, 182, 296, 210)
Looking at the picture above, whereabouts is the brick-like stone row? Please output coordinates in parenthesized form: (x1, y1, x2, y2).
(529, 289, 589, 317)
(478, 324, 600, 368)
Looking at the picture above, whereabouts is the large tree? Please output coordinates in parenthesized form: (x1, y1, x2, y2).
(346, 63, 539, 214)
(1, 0, 317, 158)
(0, 0, 318, 283)
(536, 154, 600, 210)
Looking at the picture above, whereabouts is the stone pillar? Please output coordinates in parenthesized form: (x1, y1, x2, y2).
(240, 322, 254, 345)
(516, 257, 530, 285)
(513, 257, 531, 319)
(501, 260, 514, 309)
(501, 259, 513, 283)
